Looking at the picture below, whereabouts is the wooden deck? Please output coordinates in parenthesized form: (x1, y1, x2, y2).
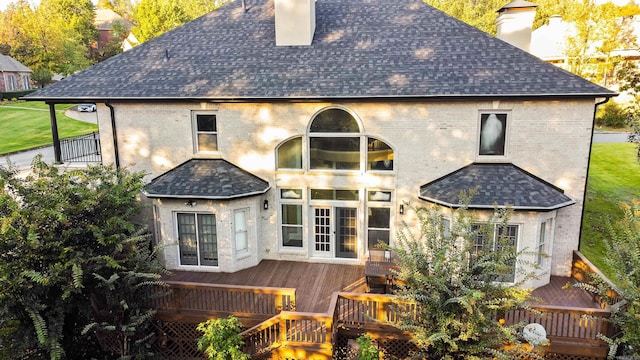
(166, 261, 601, 312)
(166, 260, 367, 313)
(532, 276, 601, 309)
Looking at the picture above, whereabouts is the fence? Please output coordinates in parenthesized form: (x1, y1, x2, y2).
(60, 132, 101, 163)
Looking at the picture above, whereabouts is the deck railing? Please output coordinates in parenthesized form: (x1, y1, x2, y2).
(150, 280, 296, 323)
(240, 311, 333, 357)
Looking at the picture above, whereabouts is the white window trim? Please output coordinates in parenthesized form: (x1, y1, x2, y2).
(476, 110, 511, 161)
(234, 208, 249, 257)
(366, 190, 393, 252)
(278, 188, 306, 253)
(174, 211, 219, 268)
(192, 111, 219, 154)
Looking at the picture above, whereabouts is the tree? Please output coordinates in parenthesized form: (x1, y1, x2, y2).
(131, 0, 190, 43)
(31, 66, 52, 88)
(131, 0, 230, 43)
(423, 0, 505, 35)
(574, 200, 640, 358)
(0, 157, 166, 359)
(385, 200, 542, 359)
(197, 316, 250, 360)
(1, 0, 96, 75)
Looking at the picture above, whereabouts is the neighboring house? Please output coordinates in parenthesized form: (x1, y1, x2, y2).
(531, 13, 640, 91)
(0, 54, 32, 92)
(26, 0, 615, 291)
(94, 8, 134, 52)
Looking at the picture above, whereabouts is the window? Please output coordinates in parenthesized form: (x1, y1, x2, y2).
(234, 209, 248, 253)
(281, 189, 303, 248)
(367, 138, 394, 170)
(471, 223, 518, 282)
(537, 220, 551, 266)
(367, 191, 391, 249)
(311, 189, 359, 201)
(194, 113, 217, 152)
(275, 107, 394, 172)
(479, 113, 507, 156)
(177, 213, 218, 266)
(22, 75, 30, 90)
(277, 137, 302, 169)
(309, 108, 361, 170)
(7, 75, 16, 91)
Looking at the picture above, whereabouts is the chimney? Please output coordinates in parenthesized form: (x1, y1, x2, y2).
(275, 0, 315, 46)
(496, 0, 538, 52)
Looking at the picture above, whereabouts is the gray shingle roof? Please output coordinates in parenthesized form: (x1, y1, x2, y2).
(0, 54, 32, 73)
(26, 0, 614, 101)
(419, 163, 575, 211)
(143, 159, 270, 199)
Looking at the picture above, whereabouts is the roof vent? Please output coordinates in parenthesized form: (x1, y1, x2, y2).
(496, 0, 538, 52)
(275, 0, 315, 46)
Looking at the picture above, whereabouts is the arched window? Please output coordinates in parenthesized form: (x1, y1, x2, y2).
(309, 108, 361, 170)
(367, 137, 394, 171)
(277, 137, 302, 169)
(275, 107, 394, 172)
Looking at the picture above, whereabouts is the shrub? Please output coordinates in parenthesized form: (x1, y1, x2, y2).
(596, 102, 628, 128)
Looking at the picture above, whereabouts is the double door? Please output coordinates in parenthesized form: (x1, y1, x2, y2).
(312, 206, 357, 259)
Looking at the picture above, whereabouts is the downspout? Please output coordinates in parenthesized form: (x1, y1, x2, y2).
(105, 102, 120, 169)
(577, 96, 612, 249)
(48, 102, 62, 164)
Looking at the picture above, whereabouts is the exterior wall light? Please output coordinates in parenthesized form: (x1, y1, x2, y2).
(399, 204, 404, 215)
(263, 200, 269, 210)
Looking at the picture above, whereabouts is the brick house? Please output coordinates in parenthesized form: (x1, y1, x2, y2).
(0, 54, 32, 92)
(27, 0, 615, 291)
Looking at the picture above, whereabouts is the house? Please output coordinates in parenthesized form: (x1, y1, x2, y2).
(530, 12, 640, 91)
(25, 0, 615, 292)
(94, 8, 134, 53)
(0, 54, 32, 92)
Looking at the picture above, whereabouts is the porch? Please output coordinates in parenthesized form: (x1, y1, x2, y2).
(146, 252, 617, 359)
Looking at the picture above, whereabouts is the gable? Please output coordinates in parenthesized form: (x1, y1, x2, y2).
(26, 0, 614, 101)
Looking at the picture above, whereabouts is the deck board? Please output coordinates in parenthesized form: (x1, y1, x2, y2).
(165, 263, 600, 313)
(531, 276, 601, 308)
(166, 261, 367, 313)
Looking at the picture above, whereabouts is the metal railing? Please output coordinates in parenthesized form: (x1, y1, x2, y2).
(60, 132, 101, 163)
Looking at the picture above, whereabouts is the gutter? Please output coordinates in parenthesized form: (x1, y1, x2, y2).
(105, 102, 120, 169)
(578, 96, 613, 248)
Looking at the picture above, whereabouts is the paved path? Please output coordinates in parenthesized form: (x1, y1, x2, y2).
(592, 131, 631, 143)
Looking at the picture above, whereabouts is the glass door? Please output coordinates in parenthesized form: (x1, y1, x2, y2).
(312, 206, 358, 259)
(313, 207, 332, 257)
(336, 207, 357, 258)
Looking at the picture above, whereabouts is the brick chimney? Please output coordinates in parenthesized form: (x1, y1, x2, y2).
(496, 0, 538, 52)
(275, 0, 316, 46)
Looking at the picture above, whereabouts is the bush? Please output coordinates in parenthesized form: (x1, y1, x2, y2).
(0, 89, 37, 100)
(596, 102, 628, 128)
(197, 316, 250, 360)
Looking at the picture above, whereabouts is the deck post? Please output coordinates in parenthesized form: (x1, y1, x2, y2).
(48, 103, 62, 164)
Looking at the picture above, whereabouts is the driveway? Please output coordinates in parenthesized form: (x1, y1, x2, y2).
(593, 131, 632, 143)
(65, 106, 97, 124)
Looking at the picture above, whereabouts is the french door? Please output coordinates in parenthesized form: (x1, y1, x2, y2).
(312, 206, 357, 259)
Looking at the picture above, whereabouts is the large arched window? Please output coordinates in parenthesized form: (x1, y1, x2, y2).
(275, 108, 394, 172)
(309, 108, 361, 170)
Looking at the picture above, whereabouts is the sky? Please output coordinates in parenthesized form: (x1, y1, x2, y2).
(0, 0, 98, 11)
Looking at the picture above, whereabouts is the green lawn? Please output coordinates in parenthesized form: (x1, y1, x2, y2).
(0, 102, 98, 155)
(580, 142, 640, 279)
